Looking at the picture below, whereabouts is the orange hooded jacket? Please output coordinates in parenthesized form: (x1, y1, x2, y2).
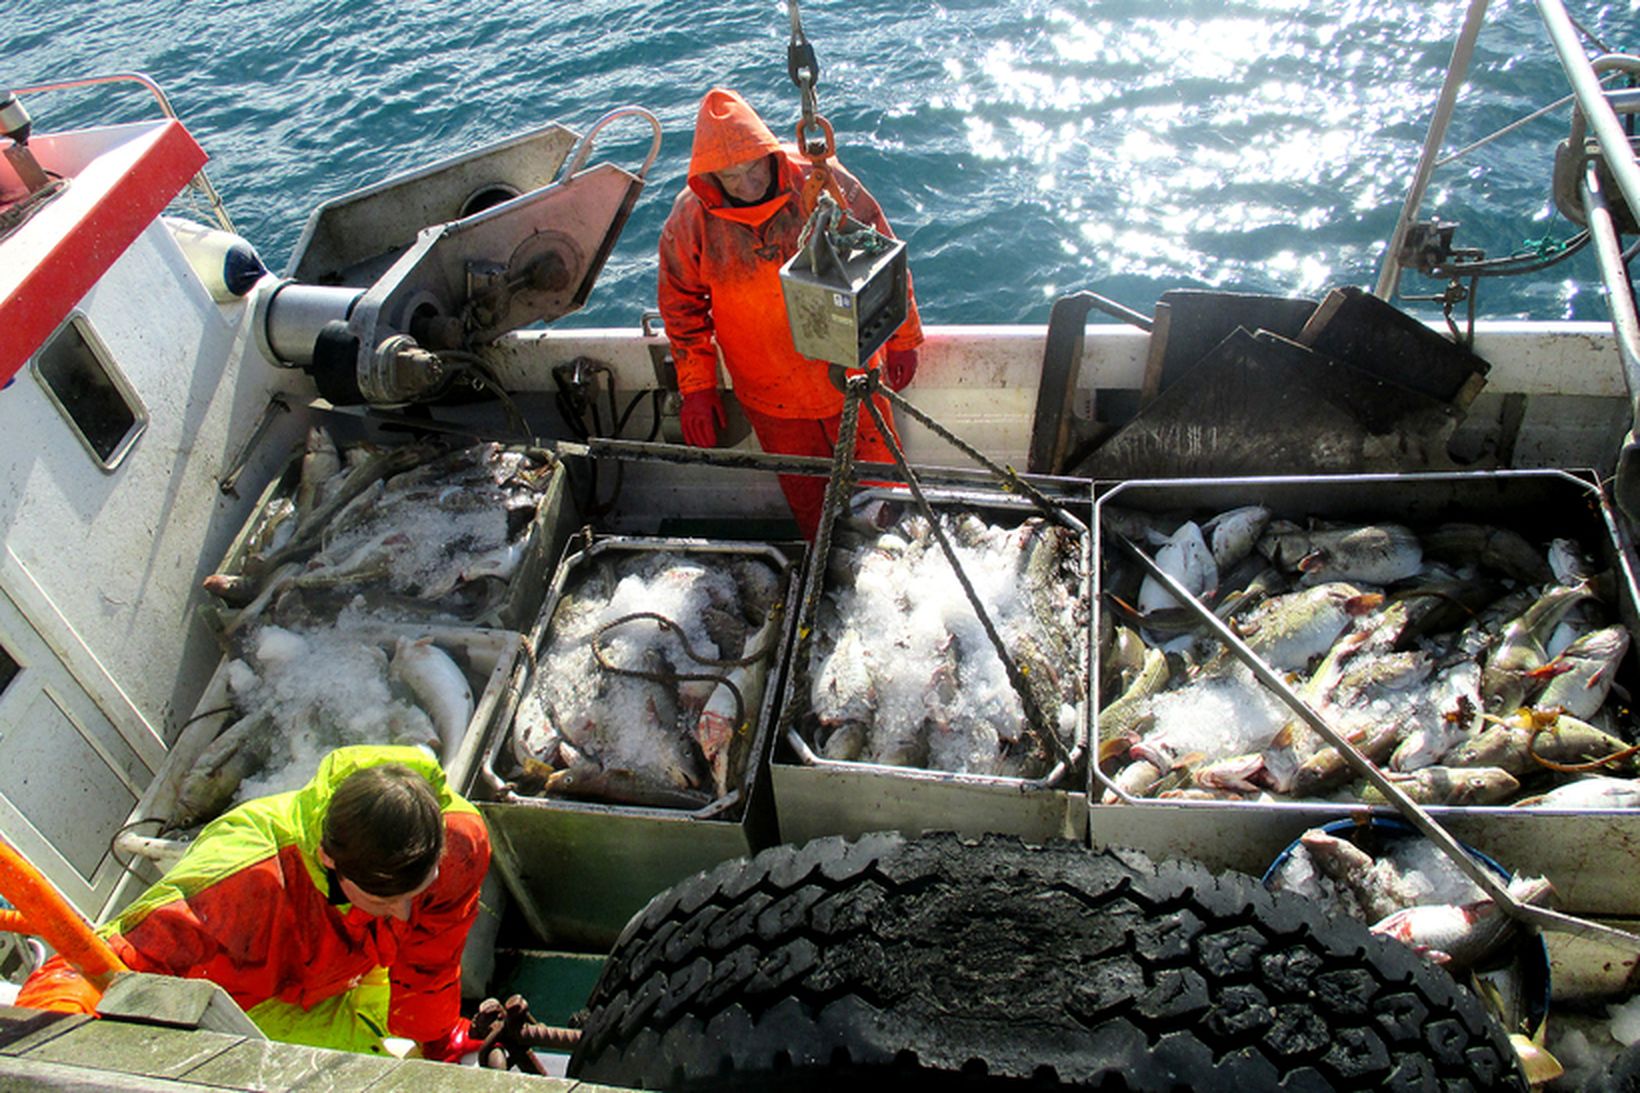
(657, 88, 923, 419)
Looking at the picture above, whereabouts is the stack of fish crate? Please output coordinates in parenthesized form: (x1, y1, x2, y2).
(110, 421, 574, 896)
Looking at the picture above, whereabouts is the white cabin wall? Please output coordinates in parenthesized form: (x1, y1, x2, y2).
(0, 221, 312, 911)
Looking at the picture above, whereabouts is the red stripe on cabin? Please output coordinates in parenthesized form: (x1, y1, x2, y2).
(0, 120, 207, 384)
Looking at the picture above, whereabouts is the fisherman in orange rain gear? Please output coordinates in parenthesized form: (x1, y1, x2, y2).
(16, 745, 490, 1062)
(658, 87, 924, 540)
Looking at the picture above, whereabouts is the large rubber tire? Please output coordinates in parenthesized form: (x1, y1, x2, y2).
(568, 832, 1527, 1091)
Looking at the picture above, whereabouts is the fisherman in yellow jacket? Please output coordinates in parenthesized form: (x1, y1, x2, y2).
(18, 745, 489, 1061)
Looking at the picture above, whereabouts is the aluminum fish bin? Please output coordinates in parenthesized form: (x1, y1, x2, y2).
(471, 535, 797, 949)
(211, 438, 573, 633)
(771, 487, 1092, 847)
(1090, 470, 1640, 920)
(107, 624, 525, 913)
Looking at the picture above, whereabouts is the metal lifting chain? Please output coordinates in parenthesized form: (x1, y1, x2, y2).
(785, 0, 845, 217)
(787, 0, 820, 136)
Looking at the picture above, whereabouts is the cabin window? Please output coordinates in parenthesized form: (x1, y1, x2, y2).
(31, 316, 147, 470)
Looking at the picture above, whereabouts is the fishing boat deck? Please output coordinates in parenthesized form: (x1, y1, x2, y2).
(0, 1003, 607, 1091)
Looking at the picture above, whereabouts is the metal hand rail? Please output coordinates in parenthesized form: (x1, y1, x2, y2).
(11, 72, 236, 234)
(1373, 0, 1491, 301)
(1535, 0, 1640, 518)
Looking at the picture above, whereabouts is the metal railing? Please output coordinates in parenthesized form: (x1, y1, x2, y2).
(1376, 0, 1640, 518)
(11, 72, 236, 234)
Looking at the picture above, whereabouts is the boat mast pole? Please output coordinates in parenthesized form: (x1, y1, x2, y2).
(1373, 0, 1491, 300)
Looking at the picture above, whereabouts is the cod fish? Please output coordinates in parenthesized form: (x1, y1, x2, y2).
(1202, 505, 1272, 571)
(170, 710, 276, 832)
(544, 761, 712, 811)
(1223, 582, 1381, 674)
(1371, 875, 1553, 971)
(1529, 624, 1629, 719)
(1422, 523, 1553, 584)
(1260, 522, 1423, 586)
(695, 607, 781, 796)
(1136, 520, 1217, 615)
(1359, 765, 1520, 806)
(1480, 584, 1593, 712)
(1297, 829, 1419, 924)
(390, 637, 474, 768)
(1514, 775, 1640, 809)
(1443, 709, 1637, 778)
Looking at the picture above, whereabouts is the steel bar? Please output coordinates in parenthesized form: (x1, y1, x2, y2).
(1538, 0, 1640, 236)
(1374, 0, 1491, 299)
(14, 72, 236, 233)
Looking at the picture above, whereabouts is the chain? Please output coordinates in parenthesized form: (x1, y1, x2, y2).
(786, 0, 820, 134)
(855, 376, 1069, 765)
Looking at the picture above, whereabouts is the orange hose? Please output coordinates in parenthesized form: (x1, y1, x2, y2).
(0, 837, 125, 989)
(0, 908, 31, 935)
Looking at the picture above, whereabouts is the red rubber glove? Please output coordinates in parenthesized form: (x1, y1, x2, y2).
(884, 347, 918, 391)
(679, 389, 726, 447)
(420, 1017, 478, 1063)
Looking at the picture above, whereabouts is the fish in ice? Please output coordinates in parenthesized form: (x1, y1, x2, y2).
(1528, 624, 1629, 720)
(1421, 522, 1553, 584)
(1513, 775, 1640, 809)
(389, 636, 474, 768)
(519, 548, 782, 806)
(1201, 504, 1271, 571)
(695, 606, 781, 796)
(1294, 829, 1418, 923)
(296, 425, 341, 516)
(1136, 520, 1216, 616)
(1359, 765, 1520, 806)
(1370, 875, 1553, 971)
(809, 507, 1086, 778)
(543, 762, 713, 811)
(1443, 709, 1637, 778)
(1259, 522, 1423, 586)
(1480, 583, 1594, 712)
(170, 710, 276, 832)
(1221, 582, 1381, 674)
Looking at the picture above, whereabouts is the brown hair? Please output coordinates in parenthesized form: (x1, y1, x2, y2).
(320, 764, 445, 897)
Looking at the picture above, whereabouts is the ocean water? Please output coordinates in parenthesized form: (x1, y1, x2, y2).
(10, 0, 1635, 327)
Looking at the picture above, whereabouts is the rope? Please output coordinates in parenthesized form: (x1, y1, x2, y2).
(878, 381, 1086, 534)
(587, 610, 791, 741)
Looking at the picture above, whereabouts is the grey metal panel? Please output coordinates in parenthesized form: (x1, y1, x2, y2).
(772, 763, 1086, 845)
(484, 801, 763, 949)
(286, 124, 580, 285)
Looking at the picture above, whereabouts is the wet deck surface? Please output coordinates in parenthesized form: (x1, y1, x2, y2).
(0, 1004, 613, 1091)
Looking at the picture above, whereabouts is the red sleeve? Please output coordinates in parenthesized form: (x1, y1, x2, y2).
(657, 195, 726, 398)
(386, 810, 491, 1042)
(107, 858, 286, 1014)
